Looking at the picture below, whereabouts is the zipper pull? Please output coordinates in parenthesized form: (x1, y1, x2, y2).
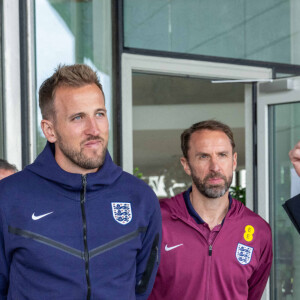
(81, 175, 87, 203)
(209, 245, 212, 256)
(82, 174, 87, 186)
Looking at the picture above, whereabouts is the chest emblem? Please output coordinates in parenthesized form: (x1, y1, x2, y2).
(236, 243, 253, 265)
(244, 225, 255, 242)
(165, 244, 183, 252)
(111, 202, 132, 225)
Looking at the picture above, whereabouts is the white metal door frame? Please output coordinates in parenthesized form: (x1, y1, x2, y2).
(2, 0, 36, 169)
(2, 0, 22, 169)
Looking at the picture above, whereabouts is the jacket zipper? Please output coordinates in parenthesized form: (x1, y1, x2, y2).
(206, 227, 224, 300)
(81, 175, 91, 300)
(206, 243, 213, 300)
(175, 215, 224, 300)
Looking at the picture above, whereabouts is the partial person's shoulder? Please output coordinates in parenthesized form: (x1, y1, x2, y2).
(0, 169, 34, 204)
(116, 171, 159, 204)
(243, 204, 270, 226)
(119, 171, 155, 192)
(238, 201, 272, 237)
(159, 192, 187, 216)
(229, 199, 272, 251)
(0, 169, 29, 189)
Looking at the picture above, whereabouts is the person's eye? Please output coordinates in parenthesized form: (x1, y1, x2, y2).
(73, 115, 82, 121)
(96, 112, 105, 117)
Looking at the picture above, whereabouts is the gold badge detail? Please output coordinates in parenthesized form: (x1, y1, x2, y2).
(244, 225, 255, 242)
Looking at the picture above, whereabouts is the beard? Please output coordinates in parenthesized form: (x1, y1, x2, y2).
(190, 166, 233, 199)
(56, 133, 107, 170)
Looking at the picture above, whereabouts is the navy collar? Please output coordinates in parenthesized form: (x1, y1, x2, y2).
(183, 186, 232, 224)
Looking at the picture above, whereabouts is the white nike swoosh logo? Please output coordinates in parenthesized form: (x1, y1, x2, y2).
(165, 244, 183, 251)
(32, 211, 54, 221)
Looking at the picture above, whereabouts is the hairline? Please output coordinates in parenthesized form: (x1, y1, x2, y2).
(45, 82, 105, 122)
(183, 127, 236, 161)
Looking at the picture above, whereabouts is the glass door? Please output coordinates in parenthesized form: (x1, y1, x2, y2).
(122, 54, 272, 210)
(258, 77, 300, 300)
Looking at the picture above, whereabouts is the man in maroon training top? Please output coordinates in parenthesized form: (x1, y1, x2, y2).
(149, 120, 272, 300)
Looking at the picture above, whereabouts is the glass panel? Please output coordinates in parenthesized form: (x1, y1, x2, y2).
(124, 0, 300, 66)
(269, 102, 300, 299)
(35, 0, 113, 156)
(132, 72, 246, 200)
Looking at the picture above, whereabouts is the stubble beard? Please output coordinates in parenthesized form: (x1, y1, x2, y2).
(190, 165, 233, 199)
(56, 133, 107, 170)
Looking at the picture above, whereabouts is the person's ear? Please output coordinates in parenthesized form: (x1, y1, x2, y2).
(41, 119, 57, 143)
(180, 156, 191, 176)
(233, 152, 237, 171)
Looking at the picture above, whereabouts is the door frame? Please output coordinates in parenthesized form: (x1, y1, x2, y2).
(121, 53, 272, 212)
(257, 76, 300, 300)
(2, 0, 22, 169)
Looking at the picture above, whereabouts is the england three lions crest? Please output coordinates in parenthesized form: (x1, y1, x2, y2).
(236, 243, 253, 265)
(111, 202, 132, 225)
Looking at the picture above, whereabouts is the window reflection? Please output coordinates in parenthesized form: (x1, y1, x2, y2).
(35, 0, 113, 156)
(124, 0, 297, 65)
(269, 102, 300, 299)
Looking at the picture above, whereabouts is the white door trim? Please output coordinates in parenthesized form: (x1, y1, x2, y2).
(2, 0, 22, 170)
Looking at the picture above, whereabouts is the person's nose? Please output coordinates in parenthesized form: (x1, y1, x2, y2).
(85, 117, 100, 136)
(209, 155, 221, 173)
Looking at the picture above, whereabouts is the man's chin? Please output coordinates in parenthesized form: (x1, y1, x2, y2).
(83, 147, 106, 158)
(76, 157, 105, 170)
(202, 185, 227, 199)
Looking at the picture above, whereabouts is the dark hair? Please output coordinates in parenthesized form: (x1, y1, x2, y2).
(0, 159, 18, 172)
(39, 64, 104, 120)
(181, 120, 236, 159)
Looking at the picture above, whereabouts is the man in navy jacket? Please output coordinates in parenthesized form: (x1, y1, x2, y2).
(0, 64, 161, 299)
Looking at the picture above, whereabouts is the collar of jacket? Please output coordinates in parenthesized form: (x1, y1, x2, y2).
(161, 191, 245, 223)
(26, 142, 123, 197)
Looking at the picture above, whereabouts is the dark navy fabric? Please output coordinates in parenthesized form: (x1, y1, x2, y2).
(0, 142, 161, 300)
(184, 186, 232, 225)
(283, 193, 300, 235)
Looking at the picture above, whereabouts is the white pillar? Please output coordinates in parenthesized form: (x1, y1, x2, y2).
(2, 0, 22, 170)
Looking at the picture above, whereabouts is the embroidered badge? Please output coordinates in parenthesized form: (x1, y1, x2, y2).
(236, 243, 253, 265)
(111, 202, 132, 225)
(244, 225, 255, 242)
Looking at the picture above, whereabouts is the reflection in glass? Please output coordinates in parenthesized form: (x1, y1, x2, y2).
(269, 102, 300, 299)
(35, 0, 113, 156)
(124, 0, 299, 65)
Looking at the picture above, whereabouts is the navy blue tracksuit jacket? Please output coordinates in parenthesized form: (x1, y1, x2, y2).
(0, 142, 161, 299)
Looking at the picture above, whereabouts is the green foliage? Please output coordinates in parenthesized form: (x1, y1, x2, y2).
(230, 185, 246, 205)
(133, 167, 143, 179)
